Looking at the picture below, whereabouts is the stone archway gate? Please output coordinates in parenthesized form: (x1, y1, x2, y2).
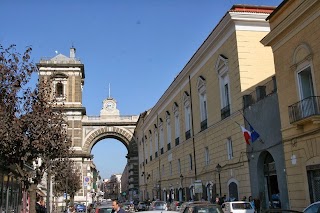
(36, 48, 140, 202)
(72, 114, 139, 202)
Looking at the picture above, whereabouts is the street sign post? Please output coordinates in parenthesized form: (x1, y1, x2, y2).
(194, 180, 203, 193)
(84, 176, 90, 186)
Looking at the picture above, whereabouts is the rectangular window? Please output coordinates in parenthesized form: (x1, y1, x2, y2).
(227, 137, 233, 160)
(162, 164, 165, 177)
(205, 147, 209, 165)
(185, 106, 192, 132)
(178, 159, 181, 174)
(166, 119, 171, 147)
(298, 66, 314, 99)
(154, 132, 158, 153)
(224, 83, 230, 106)
(149, 137, 153, 159)
(220, 75, 231, 119)
(189, 154, 193, 170)
(175, 114, 180, 139)
(200, 94, 208, 121)
(145, 138, 148, 164)
(159, 127, 164, 151)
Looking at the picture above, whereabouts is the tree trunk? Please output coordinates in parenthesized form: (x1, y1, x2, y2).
(29, 183, 37, 213)
(70, 193, 74, 206)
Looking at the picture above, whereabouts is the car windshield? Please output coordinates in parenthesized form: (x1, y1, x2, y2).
(153, 202, 166, 210)
(232, 203, 253, 209)
(98, 208, 113, 213)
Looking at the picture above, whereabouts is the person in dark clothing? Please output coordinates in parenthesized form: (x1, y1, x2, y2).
(36, 196, 47, 213)
(112, 200, 126, 213)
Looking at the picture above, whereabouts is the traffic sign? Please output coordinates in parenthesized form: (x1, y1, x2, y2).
(84, 176, 90, 186)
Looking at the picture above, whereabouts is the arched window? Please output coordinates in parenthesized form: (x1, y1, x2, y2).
(228, 181, 239, 201)
(56, 82, 64, 97)
(52, 73, 68, 101)
(292, 43, 316, 120)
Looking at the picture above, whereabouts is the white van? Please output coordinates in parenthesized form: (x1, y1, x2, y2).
(221, 201, 255, 213)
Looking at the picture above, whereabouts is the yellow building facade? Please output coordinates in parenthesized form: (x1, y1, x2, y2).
(135, 5, 276, 202)
(262, 0, 320, 210)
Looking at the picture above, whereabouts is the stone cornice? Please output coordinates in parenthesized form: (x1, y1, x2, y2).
(261, 0, 318, 48)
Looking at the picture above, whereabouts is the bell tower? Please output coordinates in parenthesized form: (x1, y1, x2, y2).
(37, 47, 86, 149)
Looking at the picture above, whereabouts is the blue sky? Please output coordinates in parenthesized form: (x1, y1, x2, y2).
(1, 0, 282, 179)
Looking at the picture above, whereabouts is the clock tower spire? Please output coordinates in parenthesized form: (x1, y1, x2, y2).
(100, 84, 120, 117)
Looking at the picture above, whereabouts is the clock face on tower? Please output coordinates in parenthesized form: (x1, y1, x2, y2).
(105, 101, 114, 110)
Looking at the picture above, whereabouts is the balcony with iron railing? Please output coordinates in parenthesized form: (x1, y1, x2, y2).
(175, 137, 179, 146)
(288, 96, 320, 124)
(185, 130, 191, 140)
(221, 104, 230, 120)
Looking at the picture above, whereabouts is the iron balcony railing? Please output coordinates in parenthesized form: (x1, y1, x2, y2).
(288, 96, 320, 123)
(185, 130, 191, 140)
(200, 119, 207, 131)
(221, 104, 230, 120)
(175, 137, 179, 146)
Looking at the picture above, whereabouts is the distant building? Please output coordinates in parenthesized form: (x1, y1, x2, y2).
(104, 174, 122, 200)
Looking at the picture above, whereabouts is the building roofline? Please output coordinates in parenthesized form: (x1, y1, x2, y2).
(266, 0, 289, 20)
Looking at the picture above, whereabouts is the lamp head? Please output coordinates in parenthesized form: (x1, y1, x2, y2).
(216, 163, 222, 173)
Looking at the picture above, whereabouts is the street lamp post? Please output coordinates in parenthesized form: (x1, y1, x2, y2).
(146, 174, 150, 200)
(216, 164, 222, 197)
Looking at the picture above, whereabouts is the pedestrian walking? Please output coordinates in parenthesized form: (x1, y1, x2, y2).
(112, 200, 126, 213)
(36, 197, 46, 213)
(88, 204, 95, 213)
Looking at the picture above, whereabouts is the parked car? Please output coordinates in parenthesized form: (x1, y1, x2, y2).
(95, 205, 113, 213)
(149, 201, 168, 211)
(137, 202, 148, 211)
(74, 203, 87, 212)
(180, 201, 211, 213)
(303, 201, 320, 213)
(122, 202, 135, 212)
(221, 201, 254, 213)
(181, 202, 223, 213)
(262, 210, 302, 213)
(169, 201, 182, 211)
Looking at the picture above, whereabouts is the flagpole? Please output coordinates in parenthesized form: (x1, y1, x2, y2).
(238, 110, 262, 143)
